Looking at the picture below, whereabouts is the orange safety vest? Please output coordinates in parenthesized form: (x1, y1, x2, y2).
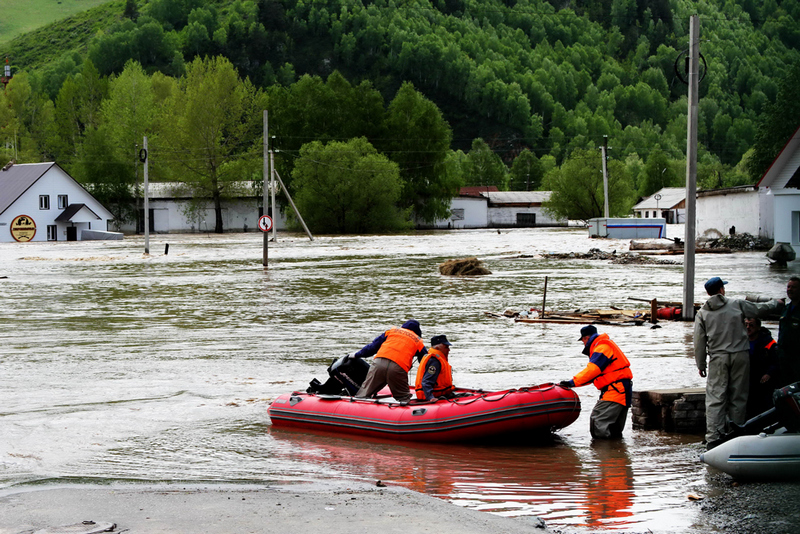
(414, 349, 454, 400)
(375, 326, 426, 372)
(573, 334, 633, 406)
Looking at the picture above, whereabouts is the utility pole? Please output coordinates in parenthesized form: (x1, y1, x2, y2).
(682, 14, 700, 321)
(268, 109, 275, 268)
(601, 135, 609, 218)
(143, 136, 149, 255)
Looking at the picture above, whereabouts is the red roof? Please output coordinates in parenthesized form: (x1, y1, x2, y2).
(459, 186, 499, 197)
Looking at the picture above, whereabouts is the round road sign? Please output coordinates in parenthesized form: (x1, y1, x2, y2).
(258, 215, 273, 232)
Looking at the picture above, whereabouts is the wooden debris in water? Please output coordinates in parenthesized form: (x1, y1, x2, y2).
(439, 257, 492, 276)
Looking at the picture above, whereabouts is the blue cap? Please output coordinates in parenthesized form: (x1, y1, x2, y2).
(579, 325, 597, 340)
(704, 277, 728, 294)
(401, 320, 422, 337)
(430, 334, 452, 347)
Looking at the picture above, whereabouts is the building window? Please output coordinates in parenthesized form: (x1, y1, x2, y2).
(39, 195, 50, 210)
(47, 225, 57, 241)
(516, 213, 536, 227)
(450, 208, 465, 221)
(652, 211, 657, 218)
(645, 211, 649, 218)
(58, 195, 68, 209)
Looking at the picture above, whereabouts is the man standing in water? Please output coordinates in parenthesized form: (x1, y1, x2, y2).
(560, 325, 633, 439)
(352, 320, 427, 403)
(694, 277, 783, 449)
(778, 276, 800, 386)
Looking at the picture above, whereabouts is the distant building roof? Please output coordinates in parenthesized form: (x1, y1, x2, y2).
(757, 124, 800, 190)
(483, 191, 551, 206)
(460, 186, 499, 197)
(0, 162, 56, 216)
(696, 185, 758, 198)
(54, 203, 101, 222)
(632, 187, 686, 210)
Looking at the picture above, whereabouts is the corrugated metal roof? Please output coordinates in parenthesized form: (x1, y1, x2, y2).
(632, 187, 686, 210)
(0, 162, 54, 216)
(483, 191, 552, 204)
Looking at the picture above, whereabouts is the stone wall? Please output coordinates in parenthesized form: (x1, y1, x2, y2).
(632, 388, 705, 434)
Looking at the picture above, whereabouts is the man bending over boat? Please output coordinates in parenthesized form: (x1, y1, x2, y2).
(351, 320, 427, 403)
(559, 325, 633, 439)
(415, 335, 455, 401)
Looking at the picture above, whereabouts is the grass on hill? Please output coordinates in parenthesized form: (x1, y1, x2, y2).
(0, 0, 113, 47)
(0, 0, 125, 72)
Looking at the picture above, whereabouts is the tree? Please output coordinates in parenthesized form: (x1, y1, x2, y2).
(380, 82, 457, 223)
(463, 138, 508, 189)
(746, 61, 800, 181)
(509, 149, 544, 190)
(159, 56, 265, 233)
(291, 138, 408, 233)
(639, 147, 681, 197)
(543, 148, 635, 221)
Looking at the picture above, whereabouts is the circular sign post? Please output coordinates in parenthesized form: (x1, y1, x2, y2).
(10, 214, 36, 242)
(258, 215, 273, 233)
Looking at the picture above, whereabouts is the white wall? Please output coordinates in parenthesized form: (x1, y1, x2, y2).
(428, 197, 488, 229)
(0, 167, 113, 242)
(696, 190, 761, 238)
(487, 206, 565, 227)
(773, 190, 800, 246)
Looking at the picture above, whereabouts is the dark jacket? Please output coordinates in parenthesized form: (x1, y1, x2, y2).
(747, 326, 779, 418)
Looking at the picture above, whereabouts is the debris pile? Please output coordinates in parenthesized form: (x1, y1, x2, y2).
(439, 257, 492, 276)
(542, 248, 679, 265)
(700, 232, 772, 251)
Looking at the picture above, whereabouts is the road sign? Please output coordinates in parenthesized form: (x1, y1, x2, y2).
(258, 215, 273, 232)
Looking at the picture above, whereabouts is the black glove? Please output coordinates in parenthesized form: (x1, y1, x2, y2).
(559, 380, 573, 389)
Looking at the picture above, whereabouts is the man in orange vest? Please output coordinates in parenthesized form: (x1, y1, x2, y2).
(415, 335, 455, 400)
(744, 316, 780, 418)
(353, 320, 427, 403)
(559, 325, 633, 439)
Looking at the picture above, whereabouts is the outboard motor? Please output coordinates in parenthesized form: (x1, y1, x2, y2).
(307, 355, 370, 396)
(773, 381, 800, 432)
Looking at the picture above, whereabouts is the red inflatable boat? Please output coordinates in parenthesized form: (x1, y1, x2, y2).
(268, 384, 581, 443)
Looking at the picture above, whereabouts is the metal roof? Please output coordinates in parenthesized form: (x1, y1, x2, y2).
(0, 162, 55, 216)
(55, 203, 101, 222)
(482, 191, 551, 205)
(632, 187, 686, 210)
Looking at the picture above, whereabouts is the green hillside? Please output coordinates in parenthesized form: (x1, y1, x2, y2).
(0, 0, 799, 229)
(0, 0, 114, 47)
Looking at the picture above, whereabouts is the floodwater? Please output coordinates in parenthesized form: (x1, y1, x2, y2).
(1, 227, 795, 533)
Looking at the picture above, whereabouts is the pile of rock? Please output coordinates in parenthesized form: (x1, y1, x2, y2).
(542, 248, 678, 265)
(699, 232, 772, 251)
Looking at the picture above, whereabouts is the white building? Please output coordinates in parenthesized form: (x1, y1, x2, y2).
(116, 182, 287, 234)
(694, 125, 800, 250)
(428, 188, 566, 229)
(757, 125, 800, 249)
(632, 187, 686, 223)
(0, 162, 116, 242)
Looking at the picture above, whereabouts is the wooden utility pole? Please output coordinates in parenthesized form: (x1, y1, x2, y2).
(268, 109, 275, 268)
(682, 15, 700, 321)
(601, 135, 609, 218)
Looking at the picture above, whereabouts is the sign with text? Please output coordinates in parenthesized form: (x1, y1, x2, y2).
(11, 214, 36, 242)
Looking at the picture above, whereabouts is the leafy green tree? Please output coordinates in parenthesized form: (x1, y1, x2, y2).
(380, 82, 457, 223)
(159, 56, 265, 233)
(543, 148, 635, 221)
(509, 149, 544, 190)
(292, 138, 408, 233)
(746, 61, 800, 181)
(639, 147, 681, 197)
(464, 138, 508, 189)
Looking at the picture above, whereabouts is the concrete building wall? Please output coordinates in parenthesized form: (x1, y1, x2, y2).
(696, 190, 760, 238)
(427, 197, 488, 229)
(773, 190, 800, 246)
(487, 206, 565, 227)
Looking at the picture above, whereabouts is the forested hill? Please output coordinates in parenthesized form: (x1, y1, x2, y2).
(1, 0, 799, 179)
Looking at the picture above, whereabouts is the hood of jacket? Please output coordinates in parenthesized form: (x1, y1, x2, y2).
(702, 293, 728, 311)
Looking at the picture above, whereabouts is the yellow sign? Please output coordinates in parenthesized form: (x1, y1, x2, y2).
(10, 214, 36, 242)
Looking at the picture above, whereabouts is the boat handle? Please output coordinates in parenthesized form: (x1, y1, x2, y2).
(412, 408, 427, 416)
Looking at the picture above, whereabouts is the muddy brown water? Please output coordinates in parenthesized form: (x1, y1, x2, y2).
(1, 228, 796, 532)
